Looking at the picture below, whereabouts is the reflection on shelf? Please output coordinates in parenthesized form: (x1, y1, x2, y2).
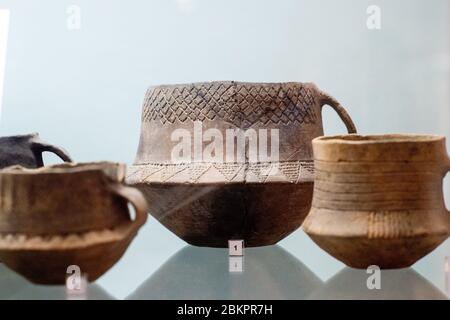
(0, 264, 114, 300)
(127, 245, 323, 300)
(446, 257, 450, 297)
(310, 267, 448, 300)
(229, 256, 244, 273)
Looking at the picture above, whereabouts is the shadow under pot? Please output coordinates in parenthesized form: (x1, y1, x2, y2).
(303, 134, 450, 269)
(310, 267, 447, 300)
(0, 162, 148, 284)
(127, 81, 357, 247)
(127, 245, 323, 300)
(0, 264, 115, 300)
(0, 133, 72, 169)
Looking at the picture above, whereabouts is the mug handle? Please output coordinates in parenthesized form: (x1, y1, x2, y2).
(319, 90, 357, 133)
(109, 183, 148, 235)
(32, 139, 73, 167)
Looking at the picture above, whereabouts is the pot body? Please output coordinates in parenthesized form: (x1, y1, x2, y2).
(133, 182, 314, 247)
(0, 162, 130, 234)
(128, 81, 356, 247)
(0, 162, 148, 284)
(303, 134, 450, 268)
(0, 133, 72, 169)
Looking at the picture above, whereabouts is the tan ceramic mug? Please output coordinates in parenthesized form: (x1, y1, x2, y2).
(0, 162, 147, 236)
(0, 162, 148, 284)
(303, 134, 450, 269)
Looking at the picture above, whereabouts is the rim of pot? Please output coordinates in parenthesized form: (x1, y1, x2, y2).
(146, 80, 315, 89)
(313, 134, 445, 145)
(0, 161, 125, 176)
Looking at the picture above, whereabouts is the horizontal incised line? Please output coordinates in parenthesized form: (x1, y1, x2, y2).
(314, 159, 442, 164)
(314, 168, 441, 175)
(314, 176, 438, 184)
(313, 194, 441, 203)
(313, 186, 438, 195)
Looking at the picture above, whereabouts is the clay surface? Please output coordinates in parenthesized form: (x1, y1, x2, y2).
(0, 162, 148, 284)
(128, 81, 356, 247)
(303, 134, 450, 268)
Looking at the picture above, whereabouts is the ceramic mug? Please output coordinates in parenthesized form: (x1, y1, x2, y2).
(128, 81, 357, 247)
(0, 133, 72, 169)
(0, 162, 148, 284)
(303, 134, 450, 269)
(0, 162, 146, 235)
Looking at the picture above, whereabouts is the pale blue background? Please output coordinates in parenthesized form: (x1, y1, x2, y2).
(0, 0, 449, 299)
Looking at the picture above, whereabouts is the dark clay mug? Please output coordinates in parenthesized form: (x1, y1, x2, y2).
(0, 133, 72, 169)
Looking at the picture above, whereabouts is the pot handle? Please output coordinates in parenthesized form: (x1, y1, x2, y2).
(109, 183, 148, 236)
(320, 90, 357, 133)
(32, 138, 73, 167)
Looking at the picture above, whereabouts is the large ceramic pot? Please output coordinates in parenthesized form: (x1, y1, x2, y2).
(127, 81, 356, 247)
(303, 134, 450, 269)
(0, 162, 148, 284)
(0, 133, 72, 169)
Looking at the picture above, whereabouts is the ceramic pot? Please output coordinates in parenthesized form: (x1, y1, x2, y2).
(0, 133, 72, 169)
(127, 81, 356, 247)
(0, 162, 148, 284)
(303, 134, 450, 269)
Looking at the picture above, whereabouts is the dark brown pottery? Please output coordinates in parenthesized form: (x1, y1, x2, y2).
(127, 81, 357, 247)
(0, 133, 72, 169)
(0, 162, 148, 284)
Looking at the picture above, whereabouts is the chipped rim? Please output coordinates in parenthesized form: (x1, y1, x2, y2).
(314, 134, 445, 145)
(0, 161, 126, 181)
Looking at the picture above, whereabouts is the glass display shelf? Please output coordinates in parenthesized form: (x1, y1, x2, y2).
(1, 220, 449, 300)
